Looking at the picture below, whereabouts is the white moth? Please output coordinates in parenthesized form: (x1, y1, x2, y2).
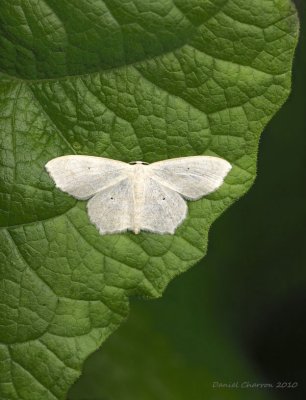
(45, 155, 231, 235)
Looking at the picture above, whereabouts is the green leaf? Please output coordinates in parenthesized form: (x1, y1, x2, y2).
(0, 0, 298, 399)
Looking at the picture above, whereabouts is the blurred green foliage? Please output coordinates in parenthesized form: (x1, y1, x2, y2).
(70, 1, 306, 399)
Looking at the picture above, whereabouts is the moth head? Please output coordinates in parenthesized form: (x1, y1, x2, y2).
(129, 161, 149, 165)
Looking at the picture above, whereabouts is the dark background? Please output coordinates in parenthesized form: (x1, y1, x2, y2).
(70, 1, 306, 399)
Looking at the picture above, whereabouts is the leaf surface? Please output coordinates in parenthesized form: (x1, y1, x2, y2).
(0, 0, 298, 398)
